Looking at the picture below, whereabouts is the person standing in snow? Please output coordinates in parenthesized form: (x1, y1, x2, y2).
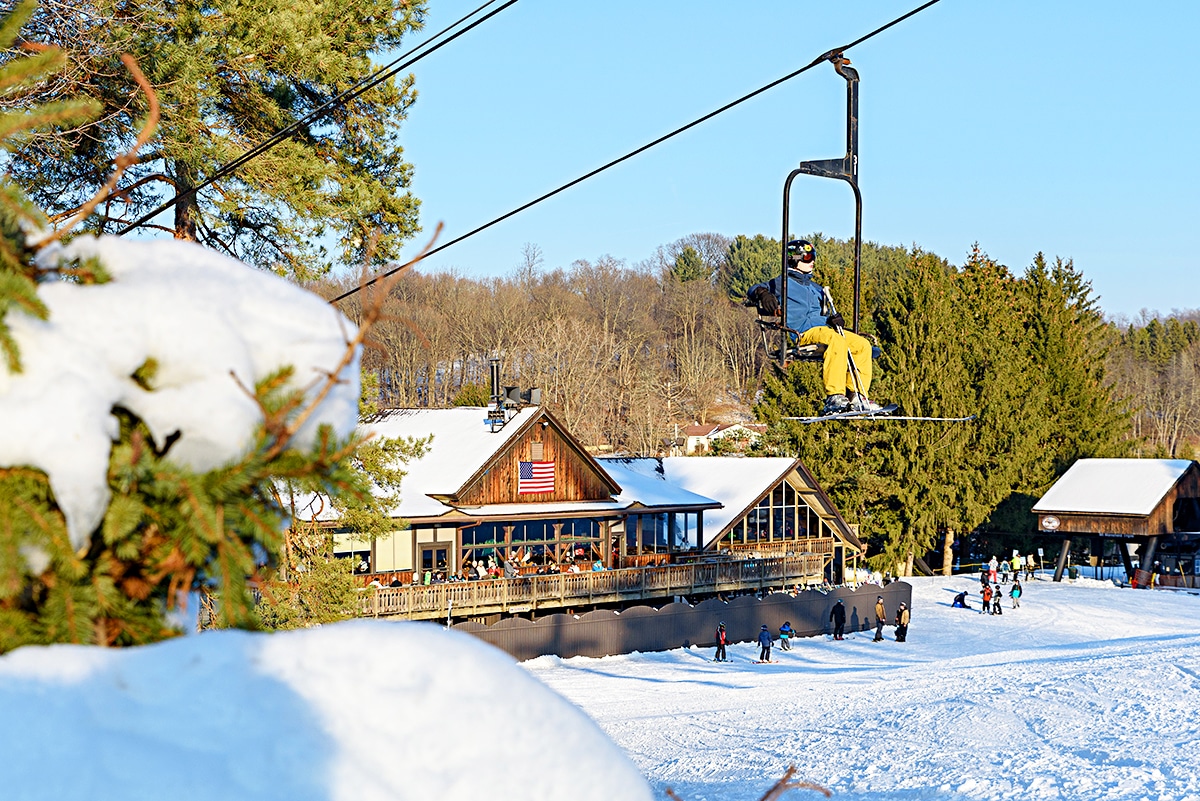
(894, 602, 910, 642)
(714, 622, 728, 662)
(873, 596, 886, 641)
(830, 599, 847, 640)
(988, 555, 999, 584)
(1010, 579, 1022, 608)
(992, 584, 1003, 615)
(981, 583, 993, 614)
(778, 621, 793, 651)
(999, 559, 1010, 584)
(758, 625, 773, 662)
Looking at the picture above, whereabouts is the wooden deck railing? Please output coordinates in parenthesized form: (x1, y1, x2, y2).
(358, 554, 829, 621)
(729, 537, 835, 558)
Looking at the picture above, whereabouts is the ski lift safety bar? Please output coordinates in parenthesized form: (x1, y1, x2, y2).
(779, 54, 861, 366)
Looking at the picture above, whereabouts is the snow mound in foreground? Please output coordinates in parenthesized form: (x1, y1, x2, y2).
(0, 620, 652, 801)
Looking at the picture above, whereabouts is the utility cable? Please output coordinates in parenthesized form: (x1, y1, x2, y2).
(114, 0, 519, 236)
(331, 0, 942, 304)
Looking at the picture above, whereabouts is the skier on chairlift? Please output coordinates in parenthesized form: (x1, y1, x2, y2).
(748, 239, 883, 415)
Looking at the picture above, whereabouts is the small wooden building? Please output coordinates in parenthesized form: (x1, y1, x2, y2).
(1032, 458, 1200, 583)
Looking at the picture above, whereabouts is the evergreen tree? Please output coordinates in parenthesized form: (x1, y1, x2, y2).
(720, 233, 779, 300)
(1021, 253, 1130, 474)
(670, 245, 708, 283)
(2, 0, 427, 278)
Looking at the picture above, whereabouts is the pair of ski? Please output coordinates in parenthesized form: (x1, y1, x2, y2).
(785, 403, 976, 424)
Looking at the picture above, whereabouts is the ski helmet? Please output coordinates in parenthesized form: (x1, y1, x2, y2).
(786, 239, 816, 269)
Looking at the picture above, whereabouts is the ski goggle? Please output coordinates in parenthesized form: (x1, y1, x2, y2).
(788, 243, 815, 263)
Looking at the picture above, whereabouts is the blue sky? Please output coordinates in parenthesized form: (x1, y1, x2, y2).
(388, 1, 1198, 321)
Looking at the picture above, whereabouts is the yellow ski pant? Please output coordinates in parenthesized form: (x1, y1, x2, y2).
(798, 325, 873, 397)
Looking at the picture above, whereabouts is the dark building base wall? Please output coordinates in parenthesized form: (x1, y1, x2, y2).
(453, 583, 912, 661)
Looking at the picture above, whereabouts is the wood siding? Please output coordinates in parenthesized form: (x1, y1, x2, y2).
(455, 414, 614, 505)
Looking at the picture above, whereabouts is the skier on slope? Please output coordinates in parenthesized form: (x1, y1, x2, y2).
(873, 596, 886, 641)
(758, 625, 774, 662)
(829, 598, 847, 640)
(779, 621, 794, 651)
(747, 239, 884, 415)
(894, 602, 910, 642)
(713, 622, 728, 662)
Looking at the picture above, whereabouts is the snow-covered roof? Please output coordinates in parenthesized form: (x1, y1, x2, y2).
(597, 456, 799, 543)
(660, 456, 797, 538)
(364, 407, 539, 518)
(597, 458, 723, 510)
(1033, 458, 1196, 516)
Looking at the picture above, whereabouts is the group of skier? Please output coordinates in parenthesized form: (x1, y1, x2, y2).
(984, 553, 1038, 584)
(978, 575, 1022, 615)
(713, 594, 909, 661)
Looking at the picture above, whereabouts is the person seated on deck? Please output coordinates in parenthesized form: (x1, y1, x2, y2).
(747, 239, 883, 416)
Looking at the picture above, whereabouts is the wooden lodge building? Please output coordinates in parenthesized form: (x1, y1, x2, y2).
(1033, 458, 1200, 585)
(317, 406, 866, 622)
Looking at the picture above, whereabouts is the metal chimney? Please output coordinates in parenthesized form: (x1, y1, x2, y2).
(489, 357, 502, 407)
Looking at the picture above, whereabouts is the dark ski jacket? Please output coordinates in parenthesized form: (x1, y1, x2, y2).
(757, 629, 773, 648)
(715, 627, 727, 645)
(829, 602, 846, 625)
(749, 269, 826, 334)
(779, 623, 793, 638)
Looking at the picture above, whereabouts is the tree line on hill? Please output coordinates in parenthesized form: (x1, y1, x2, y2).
(329, 232, 1198, 574)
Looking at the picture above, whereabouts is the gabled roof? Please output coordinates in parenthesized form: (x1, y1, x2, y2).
(361, 407, 539, 518)
(596, 456, 859, 550)
(1032, 458, 1196, 516)
(682, 422, 766, 438)
(657, 456, 798, 537)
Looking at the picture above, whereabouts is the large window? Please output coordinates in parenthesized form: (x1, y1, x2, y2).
(719, 481, 825, 549)
(624, 512, 698, 553)
(460, 517, 605, 569)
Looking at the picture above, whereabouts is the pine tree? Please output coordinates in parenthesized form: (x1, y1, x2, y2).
(2, 0, 426, 278)
(1021, 252, 1130, 473)
(720, 233, 780, 300)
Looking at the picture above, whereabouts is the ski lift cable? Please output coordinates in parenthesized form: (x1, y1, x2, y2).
(331, 0, 943, 305)
(114, 0, 520, 237)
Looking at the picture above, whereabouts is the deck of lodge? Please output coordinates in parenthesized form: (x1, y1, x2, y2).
(358, 553, 828, 622)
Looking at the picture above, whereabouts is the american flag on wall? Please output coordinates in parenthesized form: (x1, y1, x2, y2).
(518, 461, 555, 494)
